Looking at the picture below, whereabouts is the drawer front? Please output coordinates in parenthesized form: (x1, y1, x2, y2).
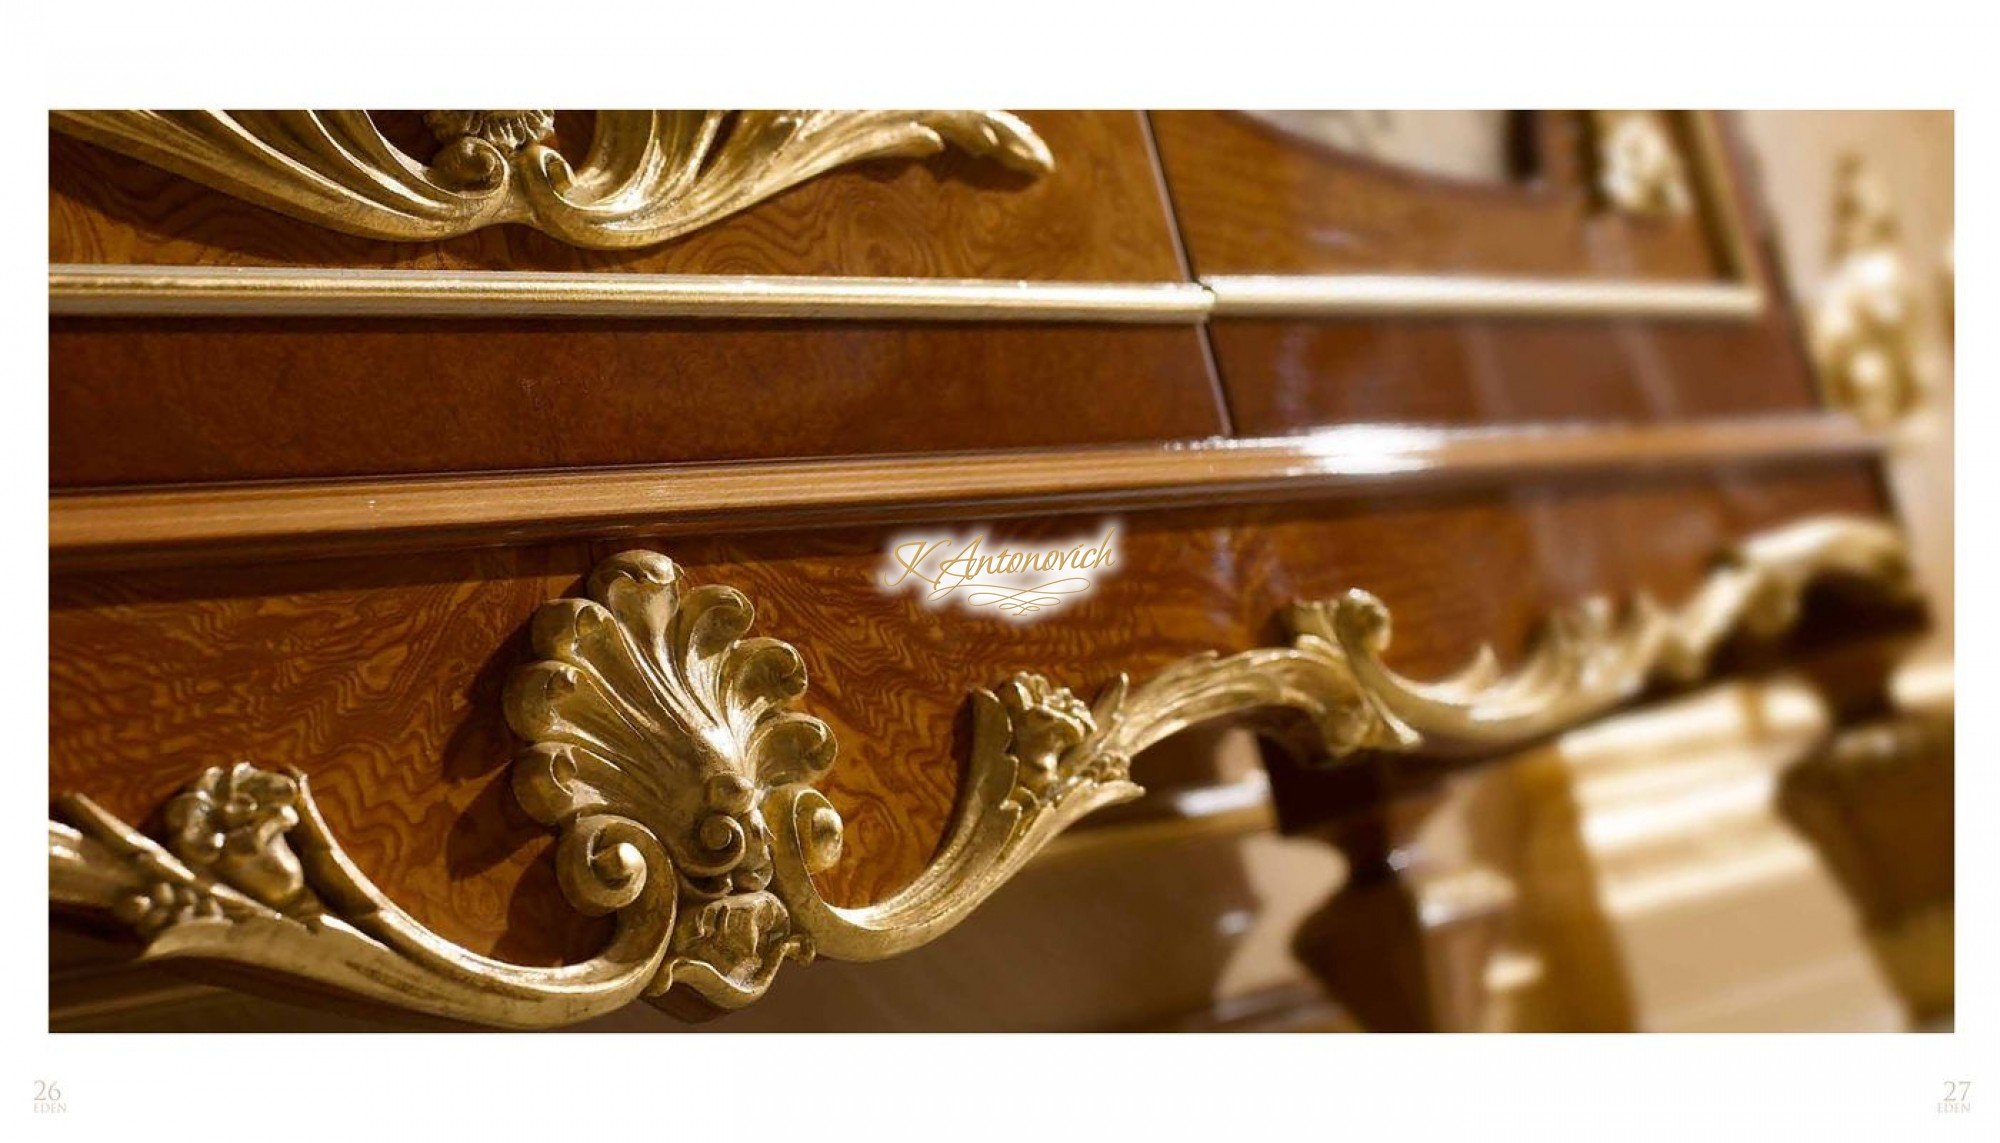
(51, 459, 1908, 1025)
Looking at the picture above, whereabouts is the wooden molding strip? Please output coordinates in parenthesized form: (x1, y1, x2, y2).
(51, 415, 1883, 569)
(49, 265, 1215, 323)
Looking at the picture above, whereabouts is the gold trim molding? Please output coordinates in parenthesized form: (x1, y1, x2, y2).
(46, 264, 1765, 323)
(49, 111, 1775, 324)
(47, 516, 1916, 1027)
(1203, 274, 1761, 321)
(1211, 113, 1763, 322)
(51, 110, 1053, 249)
(48, 263, 1763, 323)
(48, 265, 1210, 323)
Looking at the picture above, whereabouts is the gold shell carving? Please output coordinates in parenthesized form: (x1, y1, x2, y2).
(51, 110, 1054, 249)
(47, 516, 1916, 1027)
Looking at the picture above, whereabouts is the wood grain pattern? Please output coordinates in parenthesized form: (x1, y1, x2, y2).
(49, 319, 1226, 486)
(49, 466, 1886, 967)
(49, 112, 1188, 283)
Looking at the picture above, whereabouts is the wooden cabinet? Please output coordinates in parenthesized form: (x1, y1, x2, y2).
(46, 110, 1945, 1031)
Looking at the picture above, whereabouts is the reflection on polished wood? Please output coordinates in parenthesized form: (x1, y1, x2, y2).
(1152, 111, 1753, 285)
(50, 414, 1886, 569)
(1237, 111, 1523, 185)
(1152, 111, 1832, 434)
(50, 318, 1227, 486)
(49, 516, 1916, 1026)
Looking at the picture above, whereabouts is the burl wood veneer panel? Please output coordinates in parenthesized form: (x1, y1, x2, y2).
(49, 463, 1884, 967)
(1147, 111, 1826, 430)
(50, 112, 1188, 283)
(49, 320, 1225, 486)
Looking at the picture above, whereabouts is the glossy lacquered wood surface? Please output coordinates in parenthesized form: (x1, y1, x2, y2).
(49, 466, 1885, 967)
(1205, 313, 1823, 429)
(49, 319, 1225, 486)
(1148, 111, 1829, 432)
(48, 111, 1227, 486)
(50, 112, 1188, 283)
(48, 414, 1884, 569)
(1150, 111, 1727, 280)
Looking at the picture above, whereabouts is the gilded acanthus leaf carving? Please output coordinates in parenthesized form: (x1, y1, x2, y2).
(47, 516, 1918, 1026)
(51, 110, 1054, 249)
(1297, 516, 1917, 753)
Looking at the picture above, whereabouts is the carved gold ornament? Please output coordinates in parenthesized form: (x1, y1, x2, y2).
(48, 517, 1916, 1027)
(51, 110, 1053, 248)
(1591, 110, 1693, 218)
(1812, 154, 1927, 426)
